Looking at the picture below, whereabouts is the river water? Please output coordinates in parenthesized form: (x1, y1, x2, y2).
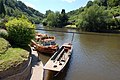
(36, 25, 120, 80)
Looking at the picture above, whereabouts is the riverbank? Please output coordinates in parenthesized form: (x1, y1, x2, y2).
(0, 38, 29, 72)
(65, 25, 120, 34)
(36, 24, 120, 35)
(65, 25, 77, 29)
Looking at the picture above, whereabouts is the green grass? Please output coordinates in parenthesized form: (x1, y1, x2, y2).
(0, 38, 29, 71)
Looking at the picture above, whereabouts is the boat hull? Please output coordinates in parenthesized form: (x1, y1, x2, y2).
(35, 46, 58, 55)
(31, 40, 58, 55)
(43, 54, 72, 80)
(43, 43, 73, 80)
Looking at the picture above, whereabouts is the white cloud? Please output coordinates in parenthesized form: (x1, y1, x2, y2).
(62, 0, 76, 3)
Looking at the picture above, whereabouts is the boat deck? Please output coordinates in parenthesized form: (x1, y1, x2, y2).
(44, 44, 72, 71)
(44, 52, 70, 71)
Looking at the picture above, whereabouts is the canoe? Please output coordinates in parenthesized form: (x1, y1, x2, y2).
(43, 43, 72, 78)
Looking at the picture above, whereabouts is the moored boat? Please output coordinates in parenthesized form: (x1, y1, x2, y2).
(31, 33, 58, 55)
(43, 43, 72, 79)
(35, 33, 47, 42)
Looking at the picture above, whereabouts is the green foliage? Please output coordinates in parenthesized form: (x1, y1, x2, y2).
(0, 0, 6, 17)
(68, 0, 120, 32)
(45, 10, 54, 17)
(107, 6, 120, 16)
(42, 18, 47, 26)
(47, 12, 57, 27)
(0, 32, 29, 72)
(0, 0, 44, 24)
(108, 0, 120, 7)
(86, 1, 93, 8)
(5, 17, 35, 47)
(59, 9, 68, 27)
(0, 29, 8, 39)
(0, 38, 9, 54)
(44, 9, 68, 27)
(78, 5, 111, 31)
(67, 7, 84, 25)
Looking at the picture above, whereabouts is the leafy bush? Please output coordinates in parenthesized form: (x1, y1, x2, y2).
(5, 17, 35, 47)
(0, 29, 8, 39)
(0, 38, 9, 54)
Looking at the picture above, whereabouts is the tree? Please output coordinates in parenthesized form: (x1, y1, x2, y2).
(94, 0, 108, 6)
(45, 9, 68, 27)
(59, 9, 68, 27)
(79, 4, 109, 32)
(86, 1, 93, 8)
(47, 12, 57, 27)
(0, 0, 6, 17)
(108, 0, 120, 7)
(45, 10, 54, 17)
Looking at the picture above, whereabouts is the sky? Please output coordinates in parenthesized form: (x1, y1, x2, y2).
(19, 0, 93, 14)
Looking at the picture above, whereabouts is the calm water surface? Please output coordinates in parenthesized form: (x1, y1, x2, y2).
(36, 26, 120, 80)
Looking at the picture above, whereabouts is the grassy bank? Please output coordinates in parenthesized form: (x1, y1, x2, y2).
(0, 38, 29, 71)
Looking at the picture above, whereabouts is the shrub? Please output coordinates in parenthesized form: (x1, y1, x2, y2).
(0, 38, 9, 54)
(5, 17, 35, 47)
(0, 29, 8, 39)
(0, 18, 8, 29)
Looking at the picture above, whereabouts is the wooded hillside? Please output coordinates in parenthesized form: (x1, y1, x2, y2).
(0, 0, 44, 24)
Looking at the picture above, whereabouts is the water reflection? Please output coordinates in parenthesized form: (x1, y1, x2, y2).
(65, 33, 120, 80)
(36, 26, 120, 80)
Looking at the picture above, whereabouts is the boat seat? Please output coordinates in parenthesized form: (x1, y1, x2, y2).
(64, 48, 69, 52)
(59, 60, 65, 65)
(53, 65, 57, 67)
(61, 59, 65, 62)
(59, 63, 62, 65)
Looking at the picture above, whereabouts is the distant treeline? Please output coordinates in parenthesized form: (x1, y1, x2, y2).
(43, 0, 120, 32)
(67, 0, 120, 32)
(42, 9, 68, 28)
(0, 0, 120, 32)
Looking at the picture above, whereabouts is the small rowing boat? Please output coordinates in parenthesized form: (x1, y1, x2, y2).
(43, 43, 72, 79)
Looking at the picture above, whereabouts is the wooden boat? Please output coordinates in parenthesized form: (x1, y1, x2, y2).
(35, 33, 48, 42)
(35, 33, 55, 41)
(31, 32, 58, 55)
(43, 43, 72, 79)
(31, 39, 58, 55)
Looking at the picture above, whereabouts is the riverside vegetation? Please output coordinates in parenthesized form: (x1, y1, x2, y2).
(0, 0, 120, 32)
(0, 16, 35, 72)
(43, 0, 120, 32)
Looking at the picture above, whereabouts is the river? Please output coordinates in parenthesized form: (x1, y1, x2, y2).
(36, 25, 120, 80)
